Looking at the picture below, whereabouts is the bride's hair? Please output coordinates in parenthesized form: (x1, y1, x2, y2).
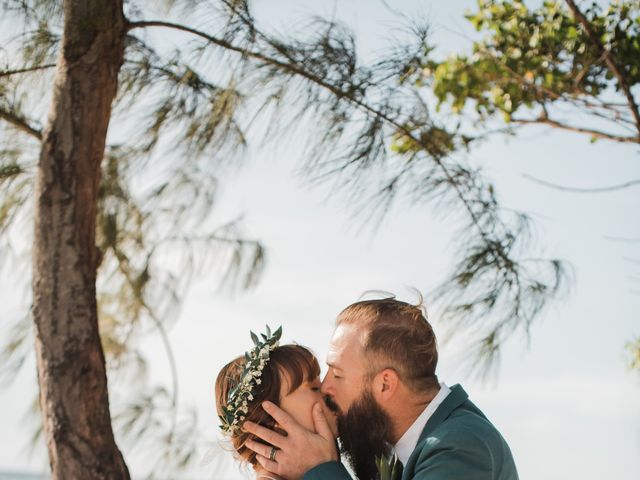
(215, 344, 320, 466)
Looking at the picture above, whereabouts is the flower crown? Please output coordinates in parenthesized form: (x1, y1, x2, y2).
(219, 325, 282, 434)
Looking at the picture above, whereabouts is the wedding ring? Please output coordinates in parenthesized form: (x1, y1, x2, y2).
(269, 446, 277, 461)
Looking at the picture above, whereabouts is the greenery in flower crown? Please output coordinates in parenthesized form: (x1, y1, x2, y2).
(219, 325, 282, 434)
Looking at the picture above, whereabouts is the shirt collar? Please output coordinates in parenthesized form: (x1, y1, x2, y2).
(393, 382, 451, 465)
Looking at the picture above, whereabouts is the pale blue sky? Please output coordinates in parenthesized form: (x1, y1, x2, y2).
(1, 1, 639, 479)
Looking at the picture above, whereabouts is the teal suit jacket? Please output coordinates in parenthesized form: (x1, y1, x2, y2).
(304, 384, 518, 480)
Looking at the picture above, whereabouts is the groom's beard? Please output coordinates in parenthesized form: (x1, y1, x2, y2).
(336, 388, 394, 480)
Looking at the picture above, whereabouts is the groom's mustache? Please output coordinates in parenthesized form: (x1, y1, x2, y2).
(324, 394, 340, 414)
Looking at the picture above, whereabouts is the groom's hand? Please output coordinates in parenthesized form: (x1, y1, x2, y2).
(243, 401, 338, 479)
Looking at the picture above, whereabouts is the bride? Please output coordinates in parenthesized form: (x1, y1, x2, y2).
(215, 326, 338, 480)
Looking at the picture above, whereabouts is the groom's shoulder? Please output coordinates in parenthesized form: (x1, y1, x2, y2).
(439, 398, 508, 445)
(450, 397, 493, 427)
(435, 400, 490, 431)
(412, 397, 516, 467)
(437, 385, 497, 431)
(404, 389, 519, 479)
(414, 395, 511, 456)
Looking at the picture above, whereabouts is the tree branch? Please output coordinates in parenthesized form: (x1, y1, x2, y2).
(511, 116, 638, 144)
(145, 305, 179, 438)
(127, 19, 501, 256)
(0, 107, 42, 140)
(564, 0, 640, 137)
(475, 48, 635, 131)
(0, 63, 56, 78)
(523, 174, 640, 193)
(111, 246, 180, 435)
(123, 59, 224, 95)
(128, 20, 251, 57)
(480, 47, 563, 102)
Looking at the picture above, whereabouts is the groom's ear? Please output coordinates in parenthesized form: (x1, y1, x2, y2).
(374, 368, 399, 401)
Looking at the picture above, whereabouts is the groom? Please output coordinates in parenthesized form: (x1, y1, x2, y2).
(244, 297, 519, 479)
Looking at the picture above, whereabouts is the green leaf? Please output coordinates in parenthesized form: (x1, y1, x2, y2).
(273, 325, 282, 341)
(0, 164, 23, 180)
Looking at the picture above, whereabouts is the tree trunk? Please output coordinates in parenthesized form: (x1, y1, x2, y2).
(32, 0, 129, 478)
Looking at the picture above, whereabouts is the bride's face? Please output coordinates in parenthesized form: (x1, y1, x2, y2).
(278, 373, 338, 438)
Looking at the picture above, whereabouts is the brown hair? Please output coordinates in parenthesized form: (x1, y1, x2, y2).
(336, 296, 439, 392)
(215, 344, 320, 466)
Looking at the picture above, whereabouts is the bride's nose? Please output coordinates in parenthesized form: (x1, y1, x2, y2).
(320, 373, 333, 395)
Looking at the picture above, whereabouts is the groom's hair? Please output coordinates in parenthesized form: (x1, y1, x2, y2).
(336, 295, 439, 392)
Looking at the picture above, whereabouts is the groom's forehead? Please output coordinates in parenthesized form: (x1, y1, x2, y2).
(330, 323, 363, 347)
(327, 324, 365, 363)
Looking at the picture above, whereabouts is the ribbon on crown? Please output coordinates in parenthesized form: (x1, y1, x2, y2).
(219, 325, 282, 434)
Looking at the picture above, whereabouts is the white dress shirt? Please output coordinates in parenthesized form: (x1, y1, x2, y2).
(393, 382, 451, 465)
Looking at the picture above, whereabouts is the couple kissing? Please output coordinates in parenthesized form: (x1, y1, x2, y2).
(215, 295, 518, 480)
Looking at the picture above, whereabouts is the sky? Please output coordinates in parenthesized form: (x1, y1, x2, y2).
(1, 1, 639, 479)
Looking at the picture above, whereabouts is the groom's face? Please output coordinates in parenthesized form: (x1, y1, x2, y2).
(321, 324, 367, 416)
(322, 324, 395, 479)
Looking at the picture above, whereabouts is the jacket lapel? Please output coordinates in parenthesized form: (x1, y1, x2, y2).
(416, 384, 468, 444)
(401, 384, 470, 480)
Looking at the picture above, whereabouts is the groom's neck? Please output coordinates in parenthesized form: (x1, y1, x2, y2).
(387, 384, 440, 444)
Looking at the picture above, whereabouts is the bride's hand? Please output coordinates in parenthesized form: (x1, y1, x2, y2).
(244, 401, 338, 479)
